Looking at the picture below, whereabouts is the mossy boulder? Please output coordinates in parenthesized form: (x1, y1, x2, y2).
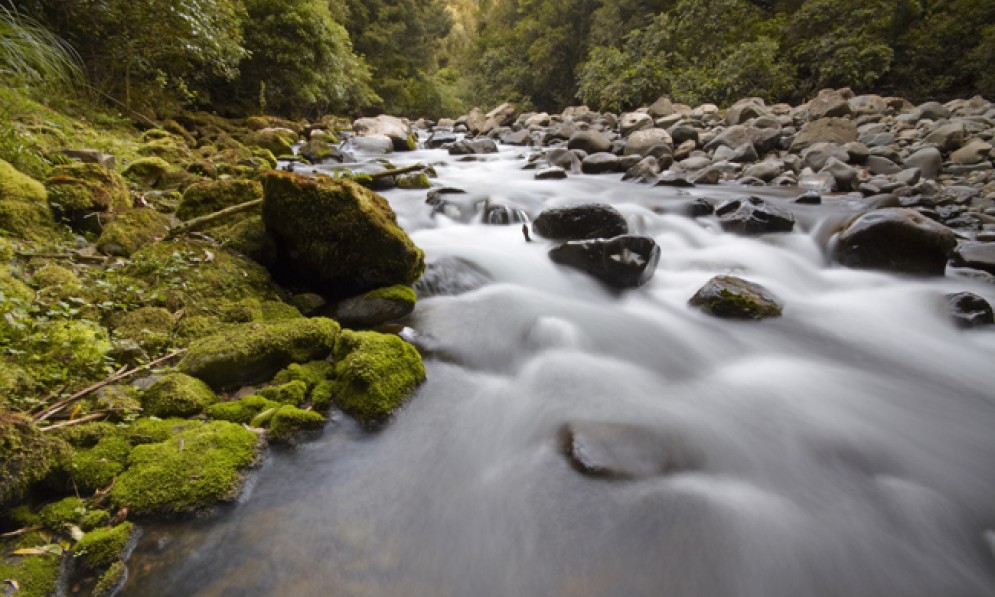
(96, 208, 172, 256)
(138, 139, 192, 163)
(72, 521, 135, 570)
(0, 547, 61, 597)
(140, 372, 218, 418)
(0, 158, 59, 241)
(124, 240, 277, 312)
(122, 157, 175, 188)
(245, 128, 297, 157)
(210, 215, 278, 268)
(334, 284, 417, 327)
(21, 319, 113, 388)
(396, 172, 431, 189)
(110, 420, 260, 515)
(176, 179, 263, 221)
(68, 434, 132, 492)
(268, 405, 325, 443)
(258, 380, 308, 406)
(38, 496, 86, 529)
(331, 330, 425, 424)
(85, 385, 142, 420)
(272, 360, 335, 391)
(178, 317, 339, 389)
(689, 275, 783, 320)
(32, 264, 79, 288)
(93, 560, 127, 597)
(109, 306, 175, 354)
(205, 395, 280, 424)
(261, 172, 425, 297)
(0, 413, 70, 505)
(45, 163, 131, 233)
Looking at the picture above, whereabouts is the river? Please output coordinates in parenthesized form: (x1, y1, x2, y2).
(122, 140, 995, 597)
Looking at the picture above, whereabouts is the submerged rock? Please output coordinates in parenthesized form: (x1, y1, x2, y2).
(689, 275, 783, 319)
(560, 421, 699, 479)
(533, 203, 628, 241)
(715, 196, 794, 235)
(549, 235, 661, 288)
(834, 208, 957, 275)
(946, 292, 994, 328)
(414, 257, 493, 298)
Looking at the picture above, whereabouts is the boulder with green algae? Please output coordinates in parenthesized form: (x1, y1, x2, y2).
(72, 521, 135, 570)
(689, 275, 783, 320)
(178, 317, 339, 389)
(396, 172, 431, 189)
(110, 420, 260, 515)
(122, 157, 174, 188)
(0, 158, 59, 241)
(0, 549, 61, 597)
(138, 139, 192, 163)
(261, 172, 425, 297)
(258, 380, 308, 406)
(0, 414, 70, 505)
(140, 372, 218, 418)
(84, 385, 142, 422)
(310, 379, 336, 411)
(96, 208, 172, 257)
(332, 330, 425, 424)
(93, 560, 127, 597)
(110, 306, 175, 354)
(176, 178, 263, 221)
(124, 240, 277, 312)
(45, 162, 131, 232)
(272, 360, 335, 391)
(206, 395, 280, 424)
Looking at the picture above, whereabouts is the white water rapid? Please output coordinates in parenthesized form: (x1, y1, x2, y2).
(123, 142, 995, 597)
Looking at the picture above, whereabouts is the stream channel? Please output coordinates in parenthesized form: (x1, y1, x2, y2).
(122, 139, 995, 597)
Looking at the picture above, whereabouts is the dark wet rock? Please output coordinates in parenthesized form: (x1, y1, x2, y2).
(549, 235, 661, 288)
(448, 139, 498, 155)
(568, 130, 612, 154)
(501, 129, 532, 146)
(426, 132, 458, 149)
(334, 285, 416, 327)
(687, 198, 714, 217)
(834, 208, 957, 275)
(533, 203, 628, 240)
(619, 153, 647, 171)
(654, 173, 695, 187)
(951, 241, 995, 275)
(581, 152, 621, 174)
(689, 275, 783, 319)
(904, 147, 943, 179)
(795, 191, 822, 204)
(481, 199, 529, 225)
(413, 256, 493, 298)
(946, 292, 994, 328)
(535, 167, 568, 180)
(559, 421, 698, 479)
(715, 196, 794, 235)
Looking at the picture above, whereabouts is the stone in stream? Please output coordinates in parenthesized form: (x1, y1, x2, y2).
(352, 114, 417, 151)
(581, 152, 621, 174)
(951, 241, 995, 275)
(532, 203, 628, 241)
(548, 235, 660, 288)
(535, 166, 568, 180)
(946, 292, 994, 328)
(834, 208, 957, 275)
(559, 421, 699, 479)
(413, 256, 492, 298)
(904, 147, 943, 179)
(568, 130, 612, 154)
(714, 196, 794, 235)
(544, 148, 582, 173)
(688, 275, 783, 319)
(622, 156, 661, 183)
(334, 285, 417, 328)
(448, 138, 498, 155)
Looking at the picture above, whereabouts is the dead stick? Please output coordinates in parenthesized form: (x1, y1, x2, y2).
(164, 199, 263, 240)
(1, 525, 43, 538)
(40, 412, 109, 431)
(368, 162, 427, 181)
(14, 251, 108, 264)
(33, 349, 186, 422)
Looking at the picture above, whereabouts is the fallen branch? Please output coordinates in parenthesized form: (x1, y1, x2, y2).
(14, 251, 108, 264)
(165, 199, 263, 240)
(1, 525, 43, 538)
(368, 162, 428, 181)
(39, 412, 110, 432)
(33, 349, 186, 422)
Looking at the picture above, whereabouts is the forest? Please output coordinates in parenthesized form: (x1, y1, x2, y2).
(6, 0, 995, 120)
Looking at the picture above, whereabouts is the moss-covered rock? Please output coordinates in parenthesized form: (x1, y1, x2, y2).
(268, 405, 324, 443)
(21, 320, 112, 387)
(110, 420, 260, 515)
(45, 162, 131, 233)
(96, 208, 172, 257)
(122, 157, 174, 188)
(261, 172, 425, 297)
(68, 434, 132, 493)
(310, 379, 336, 411)
(206, 395, 280, 425)
(331, 330, 425, 424)
(176, 179, 263, 221)
(0, 413, 70, 505)
(258, 380, 308, 406)
(53, 421, 117, 448)
(93, 560, 127, 597)
(32, 264, 80, 288)
(271, 360, 335, 391)
(334, 284, 417, 327)
(140, 372, 217, 418)
(84, 385, 142, 422)
(80, 509, 111, 532)
(0, 548, 61, 597)
(210, 215, 278, 268)
(0, 158, 59, 241)
(72, 521, 135, 570)
(110, 306, 176, 354)
(245, 128, 297, 156)
(396, 172, 431, 189)
(688, 275, 783, 320)
(178, 317, 338, 389)
(137, 139, 192, 163)
(38, 496, 86, 529)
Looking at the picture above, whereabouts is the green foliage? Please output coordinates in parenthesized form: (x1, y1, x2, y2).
(0, 4, 83, 92)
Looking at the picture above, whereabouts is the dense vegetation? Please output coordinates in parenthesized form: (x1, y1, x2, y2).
(6, 0, 995, 119)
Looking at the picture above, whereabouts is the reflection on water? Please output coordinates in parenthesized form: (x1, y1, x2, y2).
(124, 142, 995, 597)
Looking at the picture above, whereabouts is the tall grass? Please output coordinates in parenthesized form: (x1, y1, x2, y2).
(0, 3, 84, 92)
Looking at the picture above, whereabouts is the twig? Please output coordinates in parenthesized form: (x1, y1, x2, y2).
(1, 526, 43, 538)
(164, 199, 263, 240)
(33, 349, 186, 422)
(14, 251, 108, 264)
(368, 162, 427, 181)
(39, 412, 109, 431)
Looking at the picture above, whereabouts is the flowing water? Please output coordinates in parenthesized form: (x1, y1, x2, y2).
(123, 142, 995, 597)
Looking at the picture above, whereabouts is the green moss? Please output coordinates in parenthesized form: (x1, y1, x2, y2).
(0, 551, 61, 597)
(0, 158, 58, 240)
(310, 379, 336, 411)
(45, 163, 131, 232)
(0, 414, 70, 505)
(110, 306, 175, 354)
(52, 422, 116, 449)
(21, 320, 112, 387)
(72, 521, 134, 570)
(93, 560, 127, 597)
(110, 420, 260, 515)
(251, 147, 278, 169)
(404, 132, 418, 151)
(96, 208, 172, 257)
(122, 157, 174, 188)
(245, 129, 297, 157)
(69, 434, 132, 493)
(176, 179, 263, 221)
(141, 129, 178, 143)
(219, 298, 263, 323)
(366, 284, 417, 304)
(186, 160, 219, 179)
(272, 360, 335, 391)
(79, 509, 111, 532)
(84, 385, 142, 422)
(140, 373, 217, 418)
(32, 264, 79, 288)
(259, 300, 302, 321)
(268, 405, 324, 443)
(206, 395, 280, 425)
(178, 317, 339, 389)
(0, 158, 47, 203)
(38, 496, 86, 529)
(258, 380, 307, 406)
(122, 417, 192, 445)
(137, 140, 191, 163)
(8, 505, 40, 527)
(331, 330, 425, 424)
(290, 293, 326, 315)
(396, 172, 430, 189)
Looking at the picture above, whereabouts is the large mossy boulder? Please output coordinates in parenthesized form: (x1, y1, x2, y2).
(178, 317, 339, 389)
(261, 172, 425, 297)
(140, 372, 218, 418)
(176, 178, 263, 221)
(834, 208, 957, 275)
(96, 208, 172, 256)
(331, 330, 426, 424)
(45, 163, 131, 233)
(0, 413, 70, 506)
(0, 158, 59, 241)
(244, 128, 297, 157)
(110, 420, 260, 515)
(122, 157, 175, 188)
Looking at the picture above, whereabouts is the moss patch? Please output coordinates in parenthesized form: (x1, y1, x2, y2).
(110, 420, 260, 515)
(0, 158, 58, 241)
(72, 521, 134, 570)
(109, 306, 176, 355)
(38, 496, 86, 529)
(268, 405, 324, 443)
(178, 317, 339, 389)
(0, 414, 70, 505)
(177, 179, 263, 221)
(0, 550, 61, 597)
(396, 172, 431, 189)
(258, 380, 308, 406)
(205, 395, 280, 425)
(68, 434, 132, 493)
(32, 264, 79, 288)
(140, 372, 218, 418)
(93, 560, 127, 597)
(122, 157, 174, 188)
(96, 208, 172, 257)
(332, 330, 425, 424)
(45, 163, 131, 233)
